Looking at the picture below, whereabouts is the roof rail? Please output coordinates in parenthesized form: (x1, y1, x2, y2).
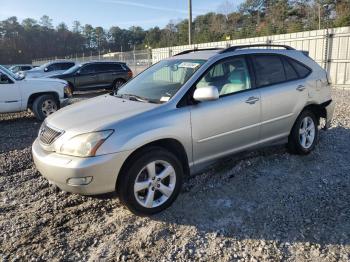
(173, 47, 223, 56)
(220, 44, 295, 53)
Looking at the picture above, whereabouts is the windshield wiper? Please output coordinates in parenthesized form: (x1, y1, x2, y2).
(115, 93, 159, 103)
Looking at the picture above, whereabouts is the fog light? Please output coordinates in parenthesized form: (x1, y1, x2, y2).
(67, 177, 93, 186)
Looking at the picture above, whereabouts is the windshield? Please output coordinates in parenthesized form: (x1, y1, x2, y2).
(0, 65, 23, 80)
(116, 59, 205, 103)
(63, 64, 81, 74)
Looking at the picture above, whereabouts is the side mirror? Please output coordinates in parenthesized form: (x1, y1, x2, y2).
(193, 86, 219, 102)
(76, 70, 81, 75)
(44, 67, 49, 72)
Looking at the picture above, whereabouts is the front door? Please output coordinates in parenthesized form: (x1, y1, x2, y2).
(0, 72, 21, 113)
(190, 56, 261, 165)
(76, 64, 100, 89)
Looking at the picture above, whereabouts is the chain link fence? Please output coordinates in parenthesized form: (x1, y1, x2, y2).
(32, 49, 152, 75)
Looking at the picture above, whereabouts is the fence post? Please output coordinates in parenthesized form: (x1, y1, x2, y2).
(148, 48, 152, 66)
(168, 48, 172, 58)
(133, 46, 136, 74)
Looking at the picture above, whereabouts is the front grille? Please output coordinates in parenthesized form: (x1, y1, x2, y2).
(39, 122, 63, 145)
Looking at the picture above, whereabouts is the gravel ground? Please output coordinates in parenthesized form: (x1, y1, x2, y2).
(1, 89, 350, 261)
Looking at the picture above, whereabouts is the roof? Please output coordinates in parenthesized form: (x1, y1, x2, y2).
(168, 44, 299, 60)
(77, 60, 126, 65)
(169, 49, 222, 60)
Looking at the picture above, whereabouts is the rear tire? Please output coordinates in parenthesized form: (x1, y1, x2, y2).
(117, 147, 183, 216)
(287, 110, 318, 155)
(32, 94, 59, 121)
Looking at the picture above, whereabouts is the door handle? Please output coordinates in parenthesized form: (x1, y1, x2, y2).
(245, 96, 259, 104)
(296, 85, 306, 91)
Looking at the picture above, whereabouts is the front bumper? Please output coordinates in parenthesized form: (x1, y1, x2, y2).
(60, 98, 69, 107)
(32, 139, 131, 195)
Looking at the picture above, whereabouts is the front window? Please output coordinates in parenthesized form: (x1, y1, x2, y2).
(115, 59, 206, 103)
(63, 64, 81, 74)
(0, 65, 23, 80)
(196, 57, 251, 96)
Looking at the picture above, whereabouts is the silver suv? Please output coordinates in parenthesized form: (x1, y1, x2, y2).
(32, 45, 335, 215)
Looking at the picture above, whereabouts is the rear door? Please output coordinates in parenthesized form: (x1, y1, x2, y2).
(98, 63, 124, 87)
(0, 72, 21, 113)
(252, 54, 310, 143)
(190, 56, 261, 165)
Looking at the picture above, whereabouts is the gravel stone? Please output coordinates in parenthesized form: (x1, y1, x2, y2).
(1, 89, 350, 261)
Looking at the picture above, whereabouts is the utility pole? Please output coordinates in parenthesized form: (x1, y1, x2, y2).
(188, 0, 192, 45)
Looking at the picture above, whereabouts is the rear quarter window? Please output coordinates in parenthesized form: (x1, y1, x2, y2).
(288, 58, 311, 78)
(282, 58, 298, 81)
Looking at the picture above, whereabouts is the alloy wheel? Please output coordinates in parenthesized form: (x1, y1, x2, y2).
(42, 99, 58, 116)
(299, 116, 315, 149)
(133, 160, 176, 208)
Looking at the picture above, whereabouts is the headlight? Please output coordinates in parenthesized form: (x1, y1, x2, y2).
(60, 130, 114, 157)
(64, 85, 72, 97)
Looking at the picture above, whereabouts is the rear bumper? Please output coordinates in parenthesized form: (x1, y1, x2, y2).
(32, 139, 131, 195)
(324, 99, 335, 129)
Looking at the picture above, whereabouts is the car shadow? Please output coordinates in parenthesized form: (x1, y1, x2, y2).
(149, 126, 350, 246)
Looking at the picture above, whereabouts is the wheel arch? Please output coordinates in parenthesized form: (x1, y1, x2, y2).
(67, 81, 75, 90)
(116, 138, 190, 190)
(302, 103, 328, 125)
(27, 92, 60, 110)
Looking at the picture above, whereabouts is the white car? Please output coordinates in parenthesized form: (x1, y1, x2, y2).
(0, 65, 71, 120)
(25, 61, 76, 79)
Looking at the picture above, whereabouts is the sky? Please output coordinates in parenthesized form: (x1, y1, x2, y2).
(0, 0, 243, 30)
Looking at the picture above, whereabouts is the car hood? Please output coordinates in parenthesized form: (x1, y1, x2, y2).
(46, 94, 159, 132)
(23, 77, 67, 85)
(49, 73, 72, 79)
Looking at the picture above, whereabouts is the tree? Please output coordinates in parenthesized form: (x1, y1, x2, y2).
(0, 0, 349, 64)
(72, 20, 82, 33)
(39, 15, 53, 29)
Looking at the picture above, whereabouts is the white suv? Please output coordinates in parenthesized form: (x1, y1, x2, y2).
(25, 61, 76, 78)
(33, 45, 334, 215)
(0, 65, 71, 120)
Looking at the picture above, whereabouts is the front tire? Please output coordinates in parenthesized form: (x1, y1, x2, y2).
(117, 147, 183, 216)
(287, 110, 318, 155)
(112, 79, 126, 92)
(32, 94, 59, 121)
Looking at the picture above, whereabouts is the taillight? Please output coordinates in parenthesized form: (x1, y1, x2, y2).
(127, 71, 133, 78)
(325, 71, 331, 85)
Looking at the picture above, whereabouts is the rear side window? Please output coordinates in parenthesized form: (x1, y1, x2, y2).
(94, 63, 123, 72)
(252, 55, 286, 87)
(110, 64, 123, 71)
(288, 59, 311, 78)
